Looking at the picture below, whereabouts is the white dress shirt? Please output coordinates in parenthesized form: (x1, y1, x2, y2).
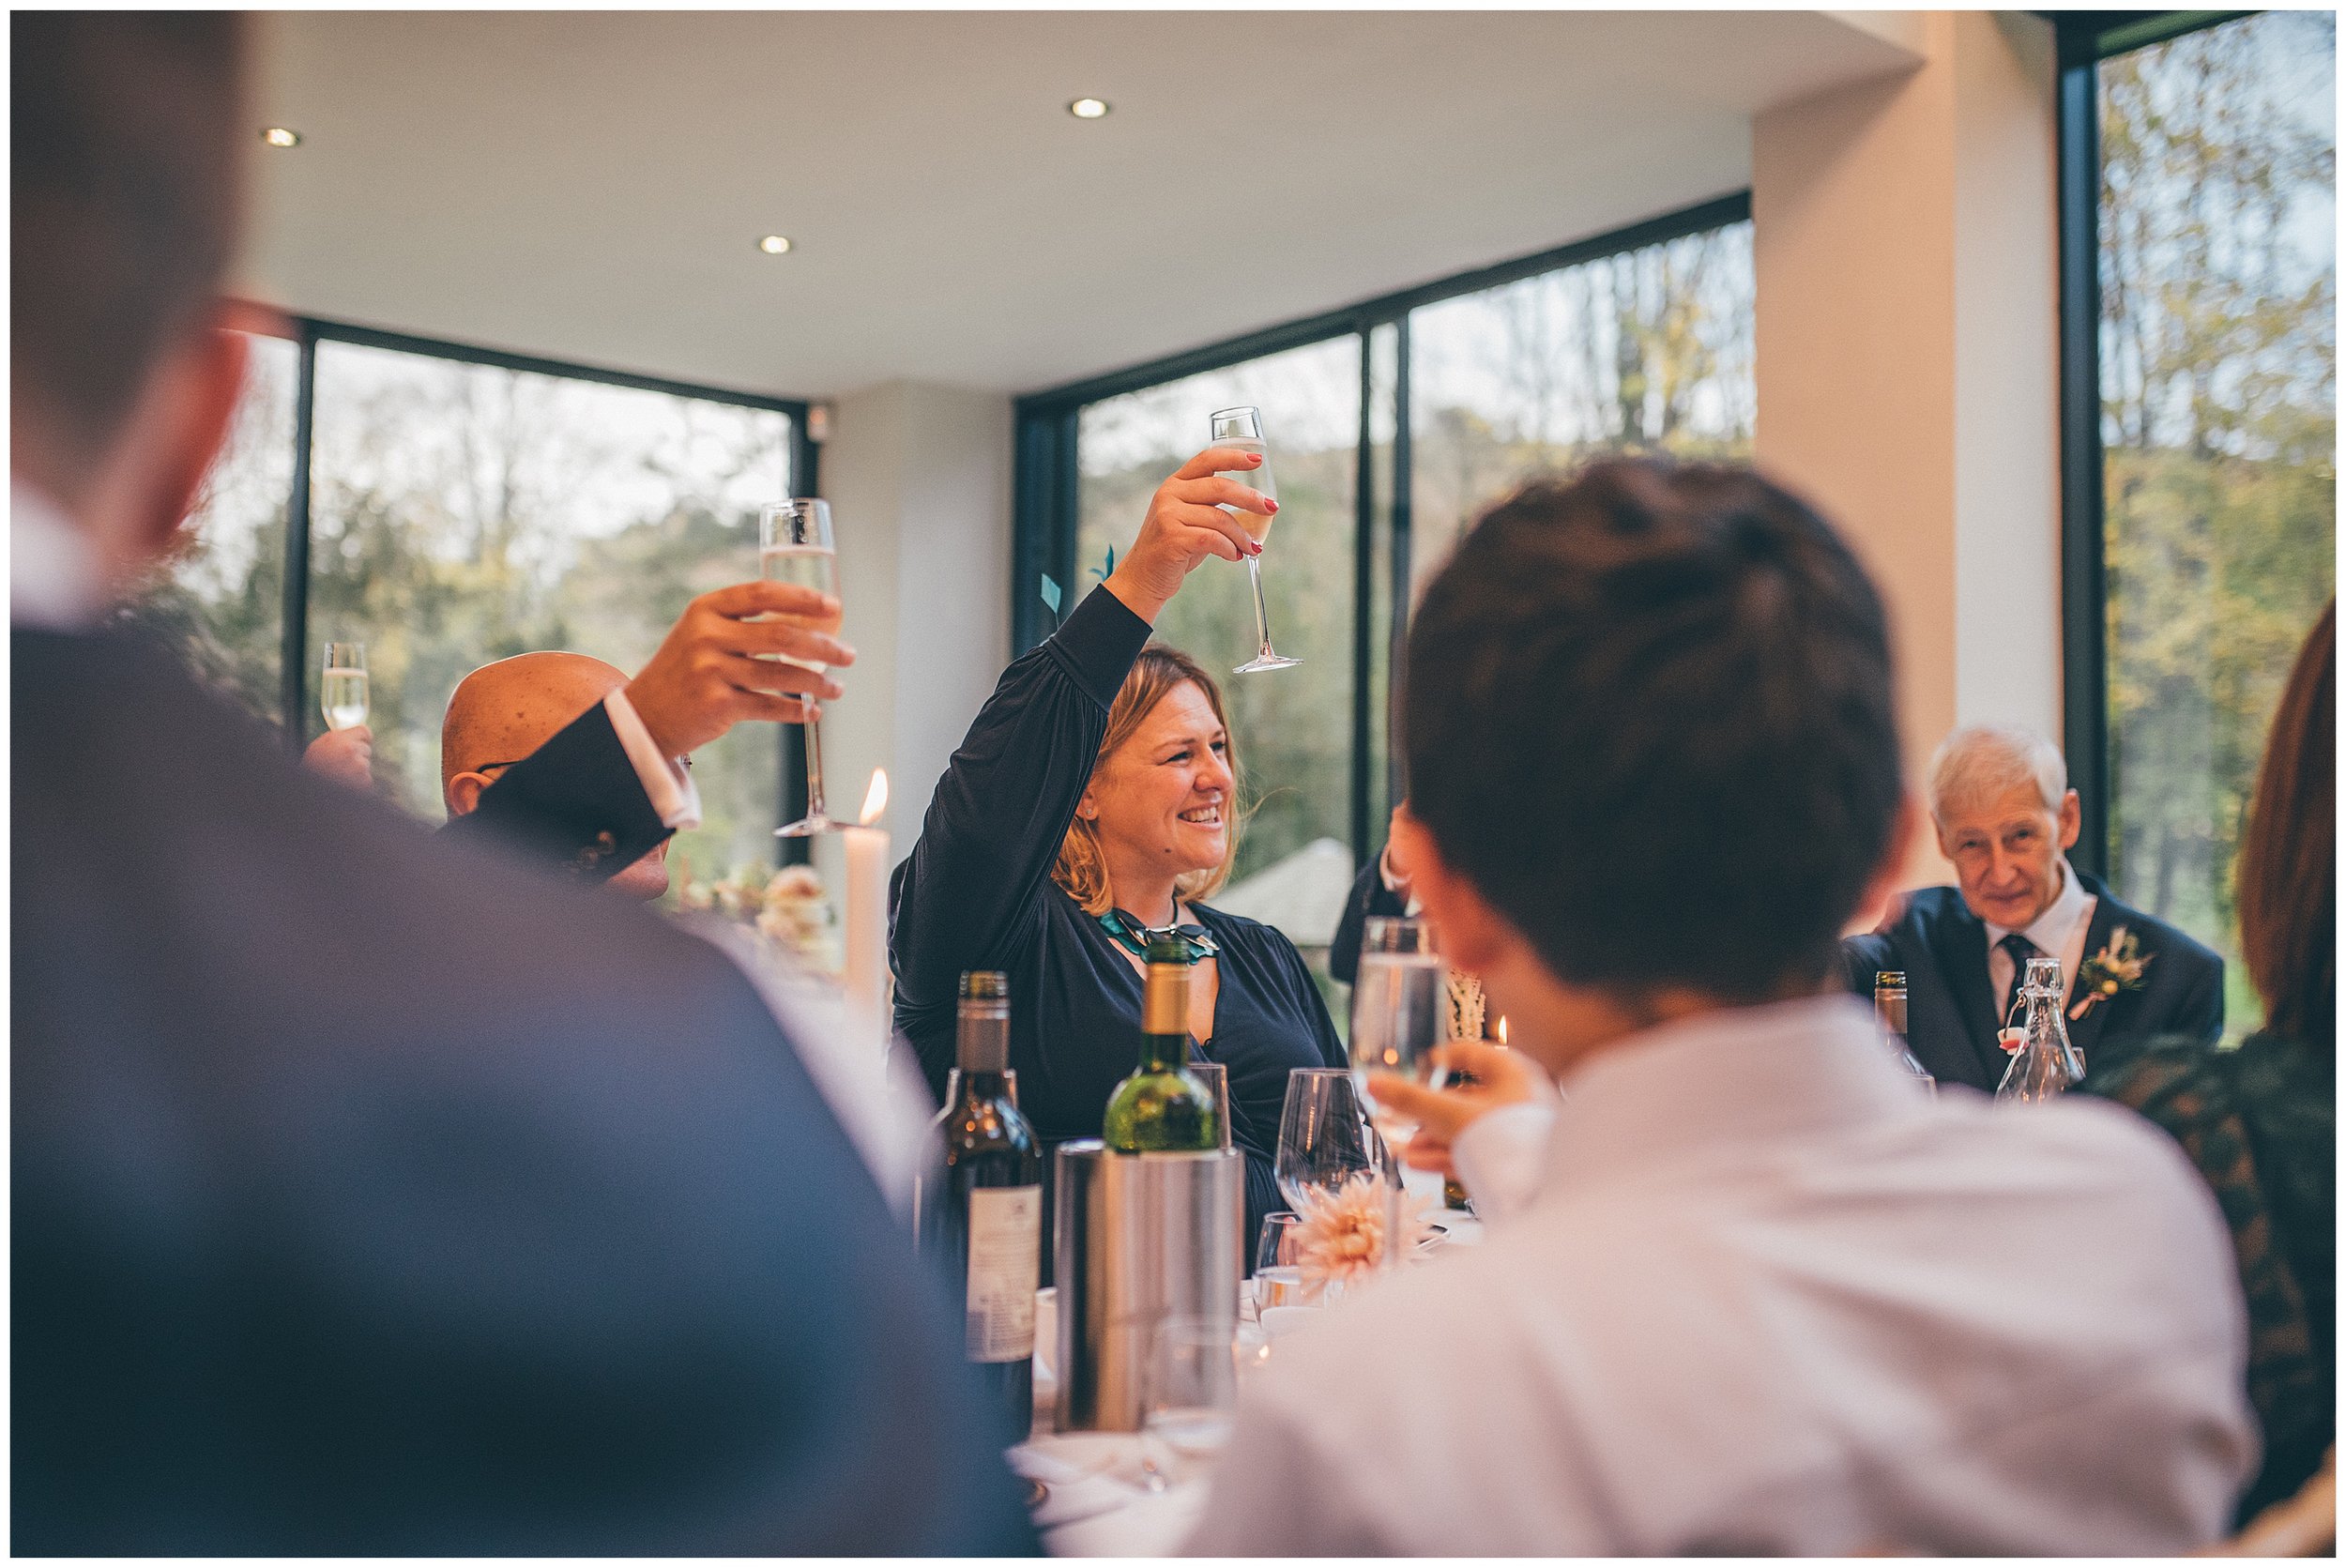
(1987, 856, 2096, 1021)
(1184, 995, 2254, 1556)
(14, 478, 698, 828)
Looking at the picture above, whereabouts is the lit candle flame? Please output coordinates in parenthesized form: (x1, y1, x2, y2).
(1494, 1016, 1508, 1045)
(860, 769, 889, 827)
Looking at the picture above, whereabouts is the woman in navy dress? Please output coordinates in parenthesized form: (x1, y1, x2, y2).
(891, 446, 1346, 1253)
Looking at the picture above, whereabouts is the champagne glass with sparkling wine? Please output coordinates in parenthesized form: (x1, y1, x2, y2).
(320, 642, 368, 732)
(1210, 405, 1299, 674)
(762, 499, 841, 837)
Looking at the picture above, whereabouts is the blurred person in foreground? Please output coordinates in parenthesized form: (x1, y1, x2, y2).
(2085, 600, 2336, 1530)
(11, 13, 1030, 1554)
(1188, 460, 2254, 1555)
(1843, 724, 2223, 1089)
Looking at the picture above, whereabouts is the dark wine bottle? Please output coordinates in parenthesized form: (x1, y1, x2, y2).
(1103, 934, 1219, 1151)
(918, 970, 1042, 1439)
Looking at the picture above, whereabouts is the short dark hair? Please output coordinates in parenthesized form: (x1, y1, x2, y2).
(1403, 458, 1903, 1004)
(11, 12, 246, 479)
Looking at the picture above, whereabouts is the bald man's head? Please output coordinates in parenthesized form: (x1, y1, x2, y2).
(442, 652, 670, 900)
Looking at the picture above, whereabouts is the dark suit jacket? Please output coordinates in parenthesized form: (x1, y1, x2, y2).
(12, 623, 1035, 1555)
(1843, 871, 2224, 1093)
(441, 700, 671, 881)
(1328, 848, 1409, 988)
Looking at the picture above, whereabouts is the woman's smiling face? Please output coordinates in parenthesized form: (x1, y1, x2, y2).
(1083, 679, 1234, 884)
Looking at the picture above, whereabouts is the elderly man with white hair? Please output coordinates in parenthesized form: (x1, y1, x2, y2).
(1845, 724, 2223, 1092)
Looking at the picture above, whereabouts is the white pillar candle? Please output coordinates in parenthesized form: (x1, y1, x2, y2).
(842, 769, 891, 1063)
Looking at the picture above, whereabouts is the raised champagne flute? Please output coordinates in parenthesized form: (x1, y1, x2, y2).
(1210, 405, 1300, 674)
(761, 499, 841, 837)
(320, 642, 369, 732)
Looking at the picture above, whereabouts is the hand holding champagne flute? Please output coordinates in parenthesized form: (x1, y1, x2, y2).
(1099, 447, 1275, 628)
(619, 573, 852, 762)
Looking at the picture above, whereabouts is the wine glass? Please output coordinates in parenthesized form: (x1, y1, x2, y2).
(1273, 1068, 1388, 1210)
(320, 642, 369, 732)
(1253, 1211, 1317, 1312)
(1348, 918, 1444, 1145)
(1209, 406, 1299, 675)
(1140, 1315, 1240, 1491)
(1187, 1061, 1232, 1150)
(761, 500, 841, 837)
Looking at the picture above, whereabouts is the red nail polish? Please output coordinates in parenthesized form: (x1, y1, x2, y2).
(1265, 499, 1279, 512)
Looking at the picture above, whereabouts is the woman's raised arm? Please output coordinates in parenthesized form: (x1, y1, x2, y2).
(888, 449, 1274, 1017)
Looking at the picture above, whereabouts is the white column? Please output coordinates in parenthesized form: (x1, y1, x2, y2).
(815, 380, 1013, 886)
(1753, 10, 2060, 886)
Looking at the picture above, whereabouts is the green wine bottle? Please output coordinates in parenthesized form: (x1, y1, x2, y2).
(1103, 934, 1220, 1152)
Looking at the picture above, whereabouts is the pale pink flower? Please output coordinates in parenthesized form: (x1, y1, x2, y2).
(1292, 1172, 1434, 1291)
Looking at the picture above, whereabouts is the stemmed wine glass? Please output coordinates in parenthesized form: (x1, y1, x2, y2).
(761, 499, 840, 837)
(1273, 1068, 1390, 1209)
(1210, 405, 1299, 674)
(320, 642, 369, 732)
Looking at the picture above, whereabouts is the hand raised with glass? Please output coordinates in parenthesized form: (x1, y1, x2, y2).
(301, 724, 373, 789)
(1365, 1038, 1551, 1180)
(1102, 447, 1276, 624)
(624, 581, 856, 759)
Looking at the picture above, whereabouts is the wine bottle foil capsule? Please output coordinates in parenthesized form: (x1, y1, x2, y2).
(1052, 1141, 1244, 1434)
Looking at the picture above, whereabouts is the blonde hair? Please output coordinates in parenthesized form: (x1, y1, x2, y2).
(1053, 644, 1242, 917)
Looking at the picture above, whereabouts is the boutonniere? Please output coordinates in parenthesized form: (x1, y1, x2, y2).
(2070, 926, 2154, 1021)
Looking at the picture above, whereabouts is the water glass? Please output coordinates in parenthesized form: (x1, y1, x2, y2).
(1253, 1211, 1313, 1312)
(1187, 1061, 1232, 1149)
(1141, 1315, 1240, 1489)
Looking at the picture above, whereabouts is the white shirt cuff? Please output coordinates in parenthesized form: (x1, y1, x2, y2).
(602, 689, 700, 830)
(1452, 1101, 1559, 1224)
(1377, 844, 1424, 918)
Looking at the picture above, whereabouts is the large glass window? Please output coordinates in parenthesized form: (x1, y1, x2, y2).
(2097, 12, 2336, 1035)
(124, 329, 299, 728)
(1039, 203, 1757, 978)
(1076, 338, 1362, 917)
(1410, 222, 1754, 601)
(136, 325, 804, 886)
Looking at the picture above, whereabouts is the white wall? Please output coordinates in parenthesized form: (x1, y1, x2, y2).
(814, 381, 1013, 888)
(1753, 10, 2061, 889)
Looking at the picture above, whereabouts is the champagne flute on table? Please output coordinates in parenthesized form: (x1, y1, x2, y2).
(320, 642, 369, 733)
(1210, 405, 1299, 674)
(761, 499, 841, 837)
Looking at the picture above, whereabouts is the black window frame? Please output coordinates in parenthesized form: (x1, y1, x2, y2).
(235, 312, 820, 850)
(2049, 9, 2253, 877)
(1010, 190, 1753, 865)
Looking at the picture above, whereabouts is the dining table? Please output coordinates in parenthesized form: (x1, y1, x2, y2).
(1009, 1171, 1482, 1556)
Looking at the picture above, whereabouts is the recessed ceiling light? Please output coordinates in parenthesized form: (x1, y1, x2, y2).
(1069, 98, 1110, 119)
(756, 235, 793, 255)
(261, 127, 301, 148)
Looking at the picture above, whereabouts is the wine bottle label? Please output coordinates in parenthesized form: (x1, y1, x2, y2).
(965, 1184, 1041, 1363)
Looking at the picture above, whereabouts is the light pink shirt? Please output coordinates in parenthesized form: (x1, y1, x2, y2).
(1186, 995, 2254, 1556)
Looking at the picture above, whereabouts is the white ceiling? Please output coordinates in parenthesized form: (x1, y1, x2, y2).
(240, 10, 1919, 403)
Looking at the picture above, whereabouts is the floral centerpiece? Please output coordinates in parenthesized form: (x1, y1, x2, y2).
(671, 862, 841, 974)
(1291, 1171, 1437, 1293)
